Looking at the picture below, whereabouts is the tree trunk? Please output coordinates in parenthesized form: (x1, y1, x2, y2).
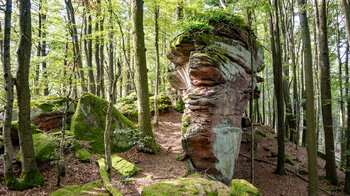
(270, 0, 286, 175)
(17, 0, 44, 188)
(298, 0, 319, 194)
(344, 43, 350, 194)
(176, 0, 183, 20)
(65, 0, 87, 93)
(35, 2, 41, 96)
(2, 0, 17, 188)
(153, 5, 160, 127)
(42, 0, 48, 96)
(318, 0, 338, 185)
(336, 6, 346, 167)
(84, 7, 96, 94)
(131, 0, 159, 153)
(95, 10, 101, 97)
(100, 15, 105, 99)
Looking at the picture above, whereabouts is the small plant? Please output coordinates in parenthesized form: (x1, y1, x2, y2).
(168, 167, 173, 172)
(118, 177, 132, 184)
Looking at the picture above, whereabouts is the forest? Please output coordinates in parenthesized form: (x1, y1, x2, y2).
(1, 0, 350, 195)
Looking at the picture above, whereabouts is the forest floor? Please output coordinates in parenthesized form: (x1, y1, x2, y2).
(0, 109, 347, 195)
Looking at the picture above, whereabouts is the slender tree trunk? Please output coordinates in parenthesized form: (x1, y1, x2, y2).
(95, 10, 101, 97)
(100, 15, 105, 99)
(17, 0, 44, 188)
(131, 0, 159, 153)
(153, 5, 160, 127)
(2, 0, 17, 188)
(176, 0, 183, 20)
(105, 3, 120, 175)
(318, 0, 338, 185)
(298, 0, 319, 194)
(84, 7, 96, 94)
(336, 7, 346, 167)
(270, 0, 286, 175)
(35, 2, 42, 96)
(65, 0, 88, 93)
(344, 43, 350, 194)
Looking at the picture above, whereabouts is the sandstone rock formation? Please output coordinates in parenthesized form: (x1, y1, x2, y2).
(167, 15, 263, 184)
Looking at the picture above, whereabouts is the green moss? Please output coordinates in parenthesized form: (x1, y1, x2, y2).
(51, 180, 110, 196)
(9, 169, 44, 190)
(181, 116, 191, 136)
(71, 93, 137, 154)
(230, 179, 261, 196)
(96, 158, 123, 196)
(32, 97, 71, 112)
(143, 175, 232, 196)
(75, 149, 92, 163)
(17, 133, 58, 163)
(285, 154, 295, 165)
(110, 154, 141, 177)
(171, 33, 191, 48)
(5, 170, 20, 190)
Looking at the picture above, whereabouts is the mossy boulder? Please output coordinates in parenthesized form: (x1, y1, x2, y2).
(17, 133, 58, 163)
(142, 176, 261, 196)
(51, 180, 110, 196)
(70, 93, 137, 154)
(230, 179, 261, 196)
(1, 121, 43, 146)
(110, 154, 141, 177)
(116, 92, 172, 122)
(142, 175, 232, 195)
(75, 149, 92, 163)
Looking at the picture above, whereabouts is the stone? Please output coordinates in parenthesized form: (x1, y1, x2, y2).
(167, 11, 263, 184)
(70, 93, 137, 153)
(75, 149, 92, 163)
(51, 180, 110, 196)
(142, 174, 261, 196)
(17, 133, 58, 163)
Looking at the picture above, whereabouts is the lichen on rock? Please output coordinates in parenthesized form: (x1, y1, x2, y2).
(167, 9, 264, 184)
(70, 93, 137, 153)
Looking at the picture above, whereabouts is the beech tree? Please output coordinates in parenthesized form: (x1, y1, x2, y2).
(298, 0, 319, 194)
(131, 0, 159, 153)
(16, 0, 44, 189)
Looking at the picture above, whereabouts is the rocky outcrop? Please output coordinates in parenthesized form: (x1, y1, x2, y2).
(167, 12, 263, 184)
(70, 93, 137, 153)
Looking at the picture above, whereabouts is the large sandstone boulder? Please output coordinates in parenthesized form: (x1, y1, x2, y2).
(167, 11, 263, 184)
(70, 93, 137, 153)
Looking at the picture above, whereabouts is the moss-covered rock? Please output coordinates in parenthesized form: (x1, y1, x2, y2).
(70, 93, 137, 154)
(116, 92, 172, 122)
(142, 175, 232, 196)
(51, 180, 110, 196)
(230, 179, 261, 196)
(96, 159, 123, 196)
(17, 133, 58, 163)
(110, 154, 141, 177)
(75, 149, 92, 163)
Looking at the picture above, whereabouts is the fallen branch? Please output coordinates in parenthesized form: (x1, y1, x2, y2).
(96, 158, 123, 196)
(239, 153, 331, 195)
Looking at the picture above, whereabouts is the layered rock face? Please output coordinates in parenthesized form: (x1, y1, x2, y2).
(167, 21, 263, 184)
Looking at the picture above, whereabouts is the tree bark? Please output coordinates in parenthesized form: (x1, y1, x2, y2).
(84, 5, 96, 94)
(153, 5, 160, 127)
(344, 43, 350, 194)
(2, 0, 17, 188)
(17, 0, 44, 188)
(298, 0, 319, 194)
(65, 0, 88, 93)
(131, 0, 159, 153)
(270, 0, 286, 175)
(318, 0, 338, 185)
(100, 14, 105, 99)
